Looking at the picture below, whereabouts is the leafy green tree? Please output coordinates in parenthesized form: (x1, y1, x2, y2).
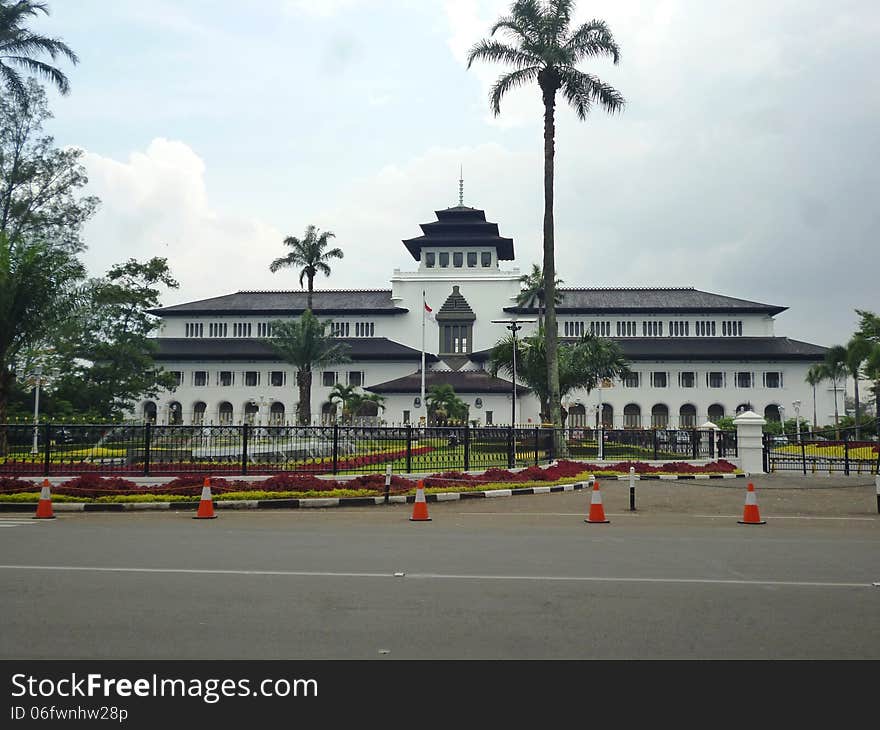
(0, 1, 78, 101)
(265, 311, 351, 425)
(516, 263, 563, 327)
(468, 0, 624, 430)
(825, 338, 872, 438)
(426, 384, 468, 425)
(269, 225, 343, 311)
(0, 80, 98, 250)
(490, 330, 629, 424)
(855, 309, 880, 421)
(327, 382, 357, 422)
(50, 258, 180, 419)
(819, 353, 847, 438)
(0, 231, 84, 448)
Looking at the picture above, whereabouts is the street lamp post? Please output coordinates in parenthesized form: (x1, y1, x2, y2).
(31, 366, 43, 455)
(792, 400, 801, 443)
(778, 404, 785, 436)
(490, 318, 536, 425)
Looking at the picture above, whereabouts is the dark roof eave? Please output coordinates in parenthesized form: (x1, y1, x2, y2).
(503, 306, 788, 316)
(149, 307, 409, 317)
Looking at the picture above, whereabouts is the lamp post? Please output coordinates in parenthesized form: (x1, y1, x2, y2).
(792, 400, 801, 443)
(31, 366, 43, 454)
(491, 318, 536, 425)
(778, 405, 785, 438)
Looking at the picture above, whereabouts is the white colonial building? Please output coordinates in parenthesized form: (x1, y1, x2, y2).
(141, 202, 835, 429)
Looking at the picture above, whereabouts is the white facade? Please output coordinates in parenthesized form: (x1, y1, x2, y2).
(141, 203, 836, 428)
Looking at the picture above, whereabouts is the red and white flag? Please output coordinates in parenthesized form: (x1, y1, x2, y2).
(423, 296, 434, 321)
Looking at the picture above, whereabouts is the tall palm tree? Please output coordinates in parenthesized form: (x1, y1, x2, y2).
(833, 338, 871, 438)
(426, 384, 468, 425)
(327, 382, 357, 423)
(263, 311, 351, 425)
(468, 0, 624, 432)
(516, 263, 563, 328)
(820, 352, 847, 439)
(269, 225, 343, 311)
(0, 1, 78, 101)
(805, 364, 824, 433)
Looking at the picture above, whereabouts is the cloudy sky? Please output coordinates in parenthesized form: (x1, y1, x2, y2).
(34, 0, 880, 348)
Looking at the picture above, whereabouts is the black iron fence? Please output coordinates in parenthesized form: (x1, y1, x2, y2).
(0, 423, 738, 477)
(763, 425, 880, 475)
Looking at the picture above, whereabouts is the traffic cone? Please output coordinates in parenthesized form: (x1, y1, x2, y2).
(584, 479, 610, 524)
(33, 479, 55, 520)
(409, 480, 431, 522)
(193, 477, 217, 519)
(738, 482, 766, 525)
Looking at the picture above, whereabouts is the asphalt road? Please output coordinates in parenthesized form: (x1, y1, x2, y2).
(1, 476, 878, 659)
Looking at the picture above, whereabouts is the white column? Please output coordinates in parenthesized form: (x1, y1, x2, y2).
(733, 409, 766, 474)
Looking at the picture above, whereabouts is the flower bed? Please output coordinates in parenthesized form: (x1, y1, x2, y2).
(0, 459, 741, 501)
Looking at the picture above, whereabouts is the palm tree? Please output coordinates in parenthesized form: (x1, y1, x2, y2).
(269, 225, 343, 311)
(516, 263, 563, 327)
(327, 382, 358, 423)
(832, 338, 871, 438)
(805, 364, 824, 433)
(426, 384, 468, 425)
(351, 391, 386, 424)
(263, 311, 351, 425)
(820, 352, 848, 439)
(468, 0, 624, 432)
(0, 1, 78, 102)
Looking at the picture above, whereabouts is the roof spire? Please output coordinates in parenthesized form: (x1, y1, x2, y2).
(458, 165, 464, 207)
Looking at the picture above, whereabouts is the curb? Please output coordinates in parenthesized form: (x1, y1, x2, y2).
(0, 473, 747, 513)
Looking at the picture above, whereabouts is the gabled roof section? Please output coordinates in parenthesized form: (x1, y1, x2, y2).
(503, 287, 786, 316)
(402, 205, 515, 261)
(436, 285, 476, 322)
(368, 369, 529, 394)
(148, 290, 407, 316)
(152, 337, 437, 362)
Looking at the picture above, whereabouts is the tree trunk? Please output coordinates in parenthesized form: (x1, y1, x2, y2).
(540, 75, 563, 455)
(297, 368, 312, 425)
(833, 377, 840, 439)
(0, 367, 10, 456)
(853, 376, 860, 439)
(812, 384, 817, 432)
(307, 274, 314, 312)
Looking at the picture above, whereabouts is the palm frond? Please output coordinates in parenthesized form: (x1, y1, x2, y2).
(268, 254, 294, 273)
(546, 0, 574, 46)
(489, 65, 540, 116)
(466, 38, 538, 70)
(564, 18, 620, 64)
(558, 66, 624, 120)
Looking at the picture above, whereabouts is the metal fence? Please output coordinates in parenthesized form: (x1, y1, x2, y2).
(764, 426, 880, 475)
(0, 423, 738, 477)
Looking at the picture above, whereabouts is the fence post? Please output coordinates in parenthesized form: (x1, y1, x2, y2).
(629, 466, 636, 511)
(691, 429, 699, 459)
(332, 422, 339, 475)
(384, 464, 392, 504)
(143, 422, 151, 477)
(652, 429, 658, 460)
(507, 425, 515, 469)
(534, 426, 540, 466)
(42, 423, 51, 477)
(734, 410, 767, 474)
(241, 422, 249, 476)
(709, 429, 715, 459)
(843, 431, 850, 476)
(463, 422, 470, 471)
(801, 440, 807, 476)
(406, 424, 412, 473)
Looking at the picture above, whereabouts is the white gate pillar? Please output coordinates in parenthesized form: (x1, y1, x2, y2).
(733, 410, 766, 474)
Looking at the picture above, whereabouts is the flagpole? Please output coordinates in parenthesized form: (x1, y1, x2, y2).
(421, 290, 426, 425)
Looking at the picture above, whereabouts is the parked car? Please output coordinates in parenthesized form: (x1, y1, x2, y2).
(769, 435, 788, 445)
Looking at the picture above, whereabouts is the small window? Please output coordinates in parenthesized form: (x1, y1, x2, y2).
(485, 411, 493, 425)
(708, 372, 724, 388)
(765, 372, 781, 388)
(425, 252, 435, 268)
(322, 371, 337, 387)
(270, 371, 285, 387)
(218, 371, 234, 386)
(623, 372, 640, 388)
(467, 252, 477, 267)
(680, 372, 696, 388)
(453, 252, 463, 268)
(651, 372, 668, 388)
(348, 371, 363, 387)
(403, 410, 410, 424)
(481, 252, 492, 267)
(169, 371, 183, 387)
(439, 252, 449, 268)
(244, 371, 259, 387)
(193, 371, 208, 387)
(736, 372, 752, 388)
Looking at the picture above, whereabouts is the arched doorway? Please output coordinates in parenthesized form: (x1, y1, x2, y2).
(707, 404, 725, 423)
(243, 401, 259, 424)
(142, 402, 157, 423)
(568, 404, 586, 428)
(192, 401, 207, 425)
(601, 403, 613, 428)
(764, 404, 781, 422)
(269, 402, 285, 425)
(651, 404, 669, 429)
(167, 401, 182, 425)
(623, 403, 641, 429)
(679, 404, 697, 428)
(218, 402, 233, 425)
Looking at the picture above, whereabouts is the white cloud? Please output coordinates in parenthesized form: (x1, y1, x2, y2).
(80, 139, 284, 307)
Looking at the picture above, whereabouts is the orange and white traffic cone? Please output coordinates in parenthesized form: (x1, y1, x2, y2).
(33, 479, 55, 520)
(584, 479, 610, 524)
(738, 482, 766, 525)
(193, 477, 217, 520)
(409, 480, 431, 522)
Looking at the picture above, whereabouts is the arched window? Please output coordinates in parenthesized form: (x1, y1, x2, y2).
(192, 402, 207, 425)
(651, 404, 669, 429)
(623, 403, 641, 429)
(143, 402, 157, 424)
(764, 404, 781, 422)
(679, 404, 697, 428)
(218, 402, 233, 425)
(269, 402, 285, 425)
(707, 404, 725, 424)
(168, 401, 183, 425)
